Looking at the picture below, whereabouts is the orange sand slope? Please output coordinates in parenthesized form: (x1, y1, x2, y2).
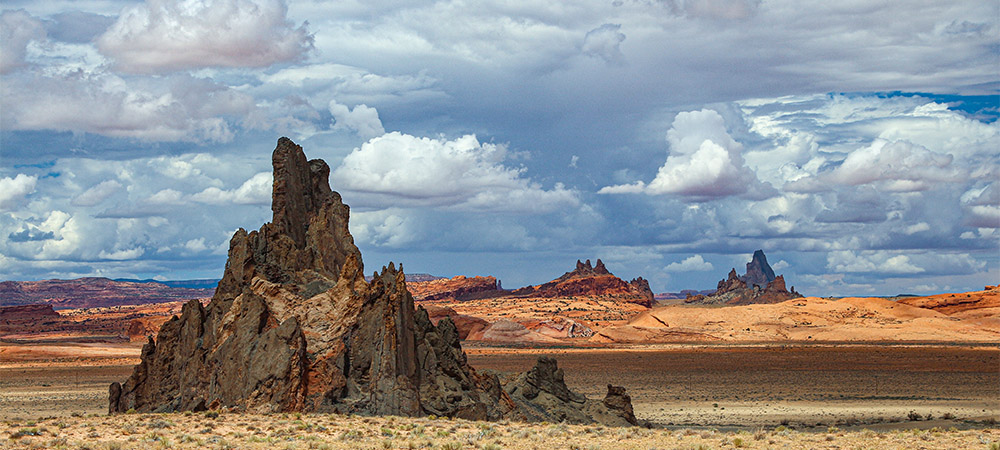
(594, 287, 1000, 343)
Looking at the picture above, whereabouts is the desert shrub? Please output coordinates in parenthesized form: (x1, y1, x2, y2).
(941, 412, 955, 420)
(440, 442, 462, 450)
(733, 436, 746, 447)
(907, 410, 922, 421)
(11, 427, 40, 439)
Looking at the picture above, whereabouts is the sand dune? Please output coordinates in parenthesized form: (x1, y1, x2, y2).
(593, 295, 1000, 343)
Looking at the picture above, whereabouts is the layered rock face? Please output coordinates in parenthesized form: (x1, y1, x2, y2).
(687, 250, 801, 306)
(0, 303, 59, 322)
(408, 275, 504, 302)
(109, 138, 635, 425)
(512, 259, 654, 307)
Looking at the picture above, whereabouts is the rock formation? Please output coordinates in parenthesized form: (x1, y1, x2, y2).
(109, 137, 635, 425)
(408, 275, 505, 302)
(511, 259, 654, 307)
(687, 250, 801, 305)
(501, 357, 638, 426)
(0, 303, 59, 322)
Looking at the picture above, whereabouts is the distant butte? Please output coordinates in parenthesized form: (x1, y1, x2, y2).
(686, 250, 802, 305)
(511, 258, 654, 307)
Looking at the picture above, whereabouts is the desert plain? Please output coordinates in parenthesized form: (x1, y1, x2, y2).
(2, 252, 999, 448)
(3, 332, 999, 449)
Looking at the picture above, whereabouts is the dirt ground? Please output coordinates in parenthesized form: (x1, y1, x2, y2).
(2, 412, 998, 450)
(466, 344, 1000, 429)
(2, 341, 997, 432)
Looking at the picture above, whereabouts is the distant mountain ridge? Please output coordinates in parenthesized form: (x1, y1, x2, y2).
(0, 277, 214, 309)
(113, 278, 221, 290)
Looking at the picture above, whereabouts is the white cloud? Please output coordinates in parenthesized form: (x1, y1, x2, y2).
(582, 24, 626, 65)
(72, 180, 122, 207)
(2, 71, 253, 142)
(904, 222, 930, 235)
(0, 9, 46, 73)
(182, 238, 208, 253)
(771, 259, 789, 271)
(827, 250, 924, 275)
(332, 132, 579, 213)
(98, 247, 145, 260)
(600, 109, 774, 200)
(146, 189, 185, 205)
(97, 0, 313, 73)
(329, 100, 385, 139)
(0, 174, 38, 210)
(191, 172, 271, 205)
(665, 254, 714, 272)
(828, 139, 963, 191)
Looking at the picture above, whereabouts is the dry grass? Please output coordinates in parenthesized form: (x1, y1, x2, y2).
(2, 412, 997, 450)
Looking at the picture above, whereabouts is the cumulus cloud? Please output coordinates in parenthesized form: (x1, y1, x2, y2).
(0, 174, 38, 210)
(2, 71, 253, 142)
(600, 109, 774, 200)
(827, 250, 924, 275)
(827, 139, 963, 191)
(332, 132, 579, 213)
(665, 254, 714, 271)
(72, 180, 122, 207)
(582, 24, 626, 65)
(0, 9, 46, 74)
(960, 184, 1000, 229)
(97, 0, 313, 73)
(191, 172, 272, 205)
(329, 100, 385, 139)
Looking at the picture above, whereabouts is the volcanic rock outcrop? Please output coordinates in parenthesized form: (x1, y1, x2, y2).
(512, 259, 654, 307)
(687, 250, 801, 305)
(109, 138, 635, 426)
(502, 357, 638, 426)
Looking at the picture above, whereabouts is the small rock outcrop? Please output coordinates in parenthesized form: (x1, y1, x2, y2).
(0, 303, 58, 322)
(511, 259, 654, 307)
(408, 275, 505, 302)
(688, 250, 802, 305)
(109, 138, 636, 426)
(502, 357, 638, 426)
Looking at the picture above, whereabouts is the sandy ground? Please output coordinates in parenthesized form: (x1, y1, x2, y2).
(595, 296, 1000, 343)
(2, 340, 997, 432)
(2, 412, 997, 450)
(466, 345, 1000, 429)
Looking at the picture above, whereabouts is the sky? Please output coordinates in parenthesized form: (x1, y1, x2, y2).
(0, 0, 998, 296)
